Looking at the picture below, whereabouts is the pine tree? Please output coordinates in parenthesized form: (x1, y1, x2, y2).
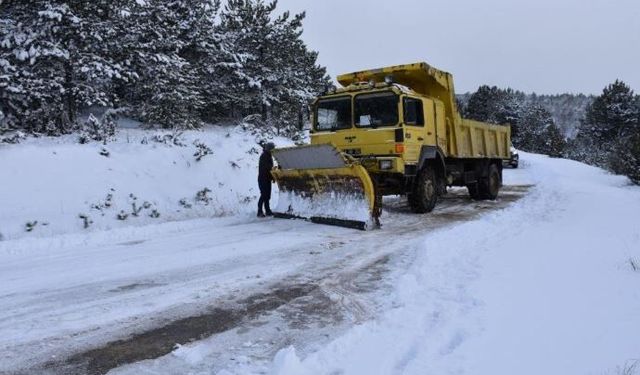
(610, 133, 640, 184)
(465, 85, 502, 123)
(1, 0, 330, 134)
(541, 123, 566, 157)
(572, 80, 640, 168)
(517, 105, 547, 151)
(118, 0, 213, 129)
(608, 95, 640, 183)
(581, 80, 639, 141)
(216, 0, 276, 119)
(1, 1, 73, 134)
(0, 1, 137, 134)
(216, 0, 330, 130)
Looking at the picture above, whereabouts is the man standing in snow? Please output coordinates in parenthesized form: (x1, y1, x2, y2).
(257, 142, 275, 217)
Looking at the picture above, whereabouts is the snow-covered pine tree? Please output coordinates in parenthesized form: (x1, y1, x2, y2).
(120, 0, 210, 129)
(541, 123, 566, 157)
(265, 9, 331, 134)
(517, 104, 552, 152)
(1, 1, 137, 134)
(2, 0, 330, 134)
(215, 0, 276, 120)
(516, 104, 565, 156)
(609, 133, 640, 184)
(581, 80, 639, 141)
(191, 1, 241, 122)
(571, 80, 640, 168)
(608, 93, 640, 183)
(1, 1, 71, 134)
(215, 0, 330, 130)
(464, 85, 500, 123)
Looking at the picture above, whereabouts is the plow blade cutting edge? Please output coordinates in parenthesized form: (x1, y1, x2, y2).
(270, 144, 378, 230)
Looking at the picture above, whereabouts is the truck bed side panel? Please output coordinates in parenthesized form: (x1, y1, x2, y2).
(452, 118, 510, 159)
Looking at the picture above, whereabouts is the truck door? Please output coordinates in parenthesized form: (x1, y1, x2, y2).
(434, 101, 447, 153)
(402, 97, 425, 163)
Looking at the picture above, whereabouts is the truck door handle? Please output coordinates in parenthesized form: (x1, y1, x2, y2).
(417, 137, 424, 141)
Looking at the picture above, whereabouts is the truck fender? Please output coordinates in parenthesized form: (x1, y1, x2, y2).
(418, 146, 446, 178)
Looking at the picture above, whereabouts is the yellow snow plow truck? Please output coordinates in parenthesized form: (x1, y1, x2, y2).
(271, 62, 511, 230)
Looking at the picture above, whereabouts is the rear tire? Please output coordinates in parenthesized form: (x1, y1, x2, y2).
(483, 164, 501, 200)
(409, 166, 438, 213)
(468, 163, 501, 200)
(467, 183, 482, 200)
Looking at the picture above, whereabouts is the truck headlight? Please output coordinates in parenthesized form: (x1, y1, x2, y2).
(379, 160, 393, 170)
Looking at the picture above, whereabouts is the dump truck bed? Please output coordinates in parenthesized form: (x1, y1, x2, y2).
(447, 118, 511, 159)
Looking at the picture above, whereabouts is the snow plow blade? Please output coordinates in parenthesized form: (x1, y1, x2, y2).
(271, 144, 378, 230)
(272, 213, 370, 231)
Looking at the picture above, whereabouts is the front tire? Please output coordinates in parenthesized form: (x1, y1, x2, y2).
(409, 166, 438, 213)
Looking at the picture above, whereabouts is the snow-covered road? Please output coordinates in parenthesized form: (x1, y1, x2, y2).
(265, 153, 640, 375)
(2, 152, 639, 375)
(0, 215, 351, 372)
(1, 178, 526, 374)
(0, 181, 522, 372)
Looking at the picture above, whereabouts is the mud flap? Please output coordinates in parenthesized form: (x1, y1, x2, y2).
(271, 144, 378, 230)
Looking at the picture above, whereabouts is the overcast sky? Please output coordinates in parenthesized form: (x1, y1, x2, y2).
(276, 0, 640, 95)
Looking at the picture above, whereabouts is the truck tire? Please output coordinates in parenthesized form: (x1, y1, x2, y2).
(409, 166, 438, 213)
(468, 164, 501, 200)
(478, 164, 501, 200)
(467, 183, 482, 200)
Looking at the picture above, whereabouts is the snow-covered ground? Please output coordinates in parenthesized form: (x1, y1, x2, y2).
(266, 154, 640, 375)
(1, 131, 639, 375)
(0, 125, 291, 242)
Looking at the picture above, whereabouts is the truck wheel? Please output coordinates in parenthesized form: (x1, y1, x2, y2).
(479, 164, 501, 200)
(409, 166, 438, 213)
(467, 183, 482, 200)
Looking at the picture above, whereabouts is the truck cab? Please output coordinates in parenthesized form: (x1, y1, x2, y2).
(310, 82, 447, 196)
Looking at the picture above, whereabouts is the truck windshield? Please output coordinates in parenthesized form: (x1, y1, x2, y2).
(355, 92, 399, 127)
(315, 97, 352, 131)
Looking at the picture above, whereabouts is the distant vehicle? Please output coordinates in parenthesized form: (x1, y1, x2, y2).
(504, 146, 519, 168)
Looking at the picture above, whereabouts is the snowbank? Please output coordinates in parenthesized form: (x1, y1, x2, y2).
(269, 153, 640, 375)
(0, 125, 291, 241)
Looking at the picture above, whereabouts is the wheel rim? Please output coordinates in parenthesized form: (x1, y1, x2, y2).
(424, 178, 435, 201)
